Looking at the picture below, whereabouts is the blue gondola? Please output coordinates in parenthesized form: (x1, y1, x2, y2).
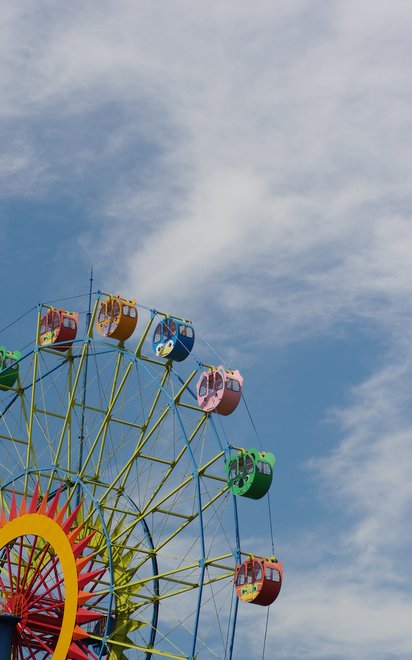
(152, 317, 195, 362)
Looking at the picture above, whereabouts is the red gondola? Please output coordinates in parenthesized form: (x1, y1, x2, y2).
(96, 295, 138, 342)
(234, 557, 283, 606)
(196, 366, 243, 415)
(38, 308, 78, 352)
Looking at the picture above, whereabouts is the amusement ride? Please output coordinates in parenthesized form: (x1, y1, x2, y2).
(0, 282, 282, 659)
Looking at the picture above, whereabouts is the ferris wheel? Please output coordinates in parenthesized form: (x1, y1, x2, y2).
(0, 287, 282, 659)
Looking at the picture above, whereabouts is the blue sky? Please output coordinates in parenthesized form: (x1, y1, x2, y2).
(1, 1, 412, 658)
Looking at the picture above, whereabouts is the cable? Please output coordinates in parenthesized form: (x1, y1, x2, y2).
(195, 330, 228, 367)
(43, 291, 99, 305)
(241, 392, 263, 449)
(267, 493, 275, 556)
(261, 605, 271, 660)
(0, 306, 37, 335)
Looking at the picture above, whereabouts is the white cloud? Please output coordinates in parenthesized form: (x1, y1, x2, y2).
(262, 580, 412, 659)
(262, 351, 412, 658)
(2, 2, 412, 341)
(312, 354, 412, 561)
(50, 0, 411, 344)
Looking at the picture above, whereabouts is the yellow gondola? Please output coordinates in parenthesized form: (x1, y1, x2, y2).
(96, 295, 138, 341)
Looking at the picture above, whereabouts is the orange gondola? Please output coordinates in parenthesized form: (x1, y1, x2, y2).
(96, 295, 138, 341)
(234, 556, 283, 606)
(38, 308, 78, 352)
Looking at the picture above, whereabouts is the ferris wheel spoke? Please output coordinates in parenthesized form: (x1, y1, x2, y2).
(24, 541, 53, 595)
(0, 407, 28, 473)
(28, 600, 65, 616)
(19, 535, 39, 592)
(79, 353, 139, 480)
(136, 416, 208, 515)
(52, 342, 90, 468)
(25, 351, 40, 471)
(50, 562, 64, 605)
(28, 564, 64, 607)
(89, 370, 172, 502)
(20, 622, 56, 654)
(17, 641, 37, 660)
(4, 543, 16, 596)
(14, 531, 25, 588)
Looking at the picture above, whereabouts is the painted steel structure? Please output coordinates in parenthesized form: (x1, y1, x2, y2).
(0, 290, 281, 658)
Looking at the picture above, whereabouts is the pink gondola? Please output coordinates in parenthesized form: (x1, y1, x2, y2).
(196, 366, 243, 415)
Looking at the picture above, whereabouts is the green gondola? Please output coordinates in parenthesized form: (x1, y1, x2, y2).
(0, 347, 21, 391)
(226, 448, 275, 499)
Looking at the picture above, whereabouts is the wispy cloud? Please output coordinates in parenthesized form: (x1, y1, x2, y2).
(263, 350, 412, 658)
(312, 353, 412, 563)
(2, 2, 412, 342)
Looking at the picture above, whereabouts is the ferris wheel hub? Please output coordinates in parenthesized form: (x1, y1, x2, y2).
(4, 593, 29, 627)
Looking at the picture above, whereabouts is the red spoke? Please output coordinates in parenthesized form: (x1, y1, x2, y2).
(5, 544, 15, 596)
(87, 590, 107, 609)
(16, 535, 24, 588)
(18, 623, 54, 653)
(20, 535, 38, 592)
(28, 573, 65, 609)
(25, 541, 53, 594)
(28, 598, 64, 622)
(52, 555, 63, 602)
(28, 551, 62, 600)
(28, 601, 64, 616)
(17, 643, 36, 660)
